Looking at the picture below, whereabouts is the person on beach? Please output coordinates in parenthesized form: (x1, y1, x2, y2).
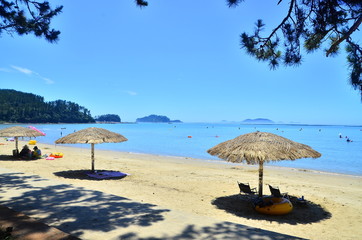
(31, 146, 42, 159)
(19, 145, 31, 159)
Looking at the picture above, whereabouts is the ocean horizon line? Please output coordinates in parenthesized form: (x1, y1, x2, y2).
(1, 122, 362, 127)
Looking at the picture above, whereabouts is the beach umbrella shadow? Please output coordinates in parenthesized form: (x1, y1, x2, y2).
(53, 169, 128, 181)
(211, 194, 331, 224)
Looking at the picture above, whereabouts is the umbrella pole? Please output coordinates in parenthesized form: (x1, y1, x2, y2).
(15, 137, 19, 156)
(258, 161, 264, 197)
(91, 143, 95, 172)
(15, 137, 19, 152)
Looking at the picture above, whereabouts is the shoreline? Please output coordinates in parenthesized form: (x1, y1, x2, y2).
(23, 140, 362, 178)
(1, 139, 362, 239)
(1, 122, 361, 176)
(5, 137, 359, 177)
(1, 121, 362, 126)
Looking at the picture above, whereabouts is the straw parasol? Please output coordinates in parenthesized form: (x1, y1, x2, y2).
(55, 127, 128, 171)
(207, 131, 321, 197)
(0, 126, 45, 154)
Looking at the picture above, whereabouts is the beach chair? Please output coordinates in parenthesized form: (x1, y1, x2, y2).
(237, 182, 257, 195)
(268, 185, 289, 199)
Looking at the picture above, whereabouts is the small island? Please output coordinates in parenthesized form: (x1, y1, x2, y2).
(95, 114, 121, 123)
(136, 114, 182, 123)
(242, 118, 274, 124)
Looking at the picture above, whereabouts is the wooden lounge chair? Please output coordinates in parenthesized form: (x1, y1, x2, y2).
(268, 185, 289, 199)
(237, 182, 257, 195)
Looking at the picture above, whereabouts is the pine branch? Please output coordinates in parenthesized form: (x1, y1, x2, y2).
(261, 0, 295, 48)
(326, 15, 362, 56)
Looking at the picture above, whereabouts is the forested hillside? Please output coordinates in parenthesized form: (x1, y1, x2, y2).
(0, 89, 95, 123)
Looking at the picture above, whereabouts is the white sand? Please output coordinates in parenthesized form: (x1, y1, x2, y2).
(0, 139, 361, 239)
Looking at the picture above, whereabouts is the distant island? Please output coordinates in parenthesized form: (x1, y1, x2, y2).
(95, 114, 121, 123)
(136, 114, 182, 123)
(242, 118, 274, 124)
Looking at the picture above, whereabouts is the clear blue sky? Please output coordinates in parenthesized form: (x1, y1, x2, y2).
(1, 0, 361, 125)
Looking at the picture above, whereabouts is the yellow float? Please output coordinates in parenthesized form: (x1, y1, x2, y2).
(254, 197, 293, 215)
(28, 140, 37, 145)
(50, 152, 63, 158)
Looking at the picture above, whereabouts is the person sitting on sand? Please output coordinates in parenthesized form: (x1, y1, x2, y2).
(19, 145, 31, 159)
(31, 146, 42, 159)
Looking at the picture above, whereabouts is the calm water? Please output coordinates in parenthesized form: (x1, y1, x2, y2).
(1, 123, 361, 176)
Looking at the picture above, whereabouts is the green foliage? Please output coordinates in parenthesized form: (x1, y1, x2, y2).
(226, 0, 362, 97)
(347, 43, 362, 92)
(0, 226, 14, 240)
(0, 89, 95, 123)
(0, 0, 63, 42)
(0, 227, 14, 240)
(135, 0, 148, 7)
(95, 114, 121, 122)
(226, 0, 245, 7)
(135, 0, 361, 97)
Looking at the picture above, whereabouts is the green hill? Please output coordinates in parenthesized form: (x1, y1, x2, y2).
(0, 89, 95, 123)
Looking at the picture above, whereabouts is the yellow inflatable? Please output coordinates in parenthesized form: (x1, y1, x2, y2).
(28, 140, 37, 145)
(50, 152, 63, 158)
(255, 197, 293, 215)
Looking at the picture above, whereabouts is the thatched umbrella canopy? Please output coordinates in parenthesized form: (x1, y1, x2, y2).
(0, 126, 45, 153)
(207, 131, 321, 197)
(55, 127, 128, 171)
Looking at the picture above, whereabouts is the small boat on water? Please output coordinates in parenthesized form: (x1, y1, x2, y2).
(254, 196, 293, 215)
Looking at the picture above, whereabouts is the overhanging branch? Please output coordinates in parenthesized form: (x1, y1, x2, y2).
(262, 0, 295, 47)
(326, 15, 362, 57)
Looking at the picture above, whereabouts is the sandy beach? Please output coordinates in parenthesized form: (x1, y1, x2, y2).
(1, 139, 361, 239)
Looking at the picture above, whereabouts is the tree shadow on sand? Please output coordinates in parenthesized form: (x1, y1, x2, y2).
(0, 172, 169, 238)
(53, 169, 128, 181)
(119, 221, 306, 240)
(212, 194, 331, 225)
(1, 172, 307, 240)
(0, 172, 45, 195)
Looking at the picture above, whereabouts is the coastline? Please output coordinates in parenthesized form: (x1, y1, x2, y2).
(2, 122, 361, 176)
(1, 139, 362, 239)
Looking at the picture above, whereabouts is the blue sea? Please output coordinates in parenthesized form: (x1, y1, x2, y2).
(1, 123, 361, 176)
